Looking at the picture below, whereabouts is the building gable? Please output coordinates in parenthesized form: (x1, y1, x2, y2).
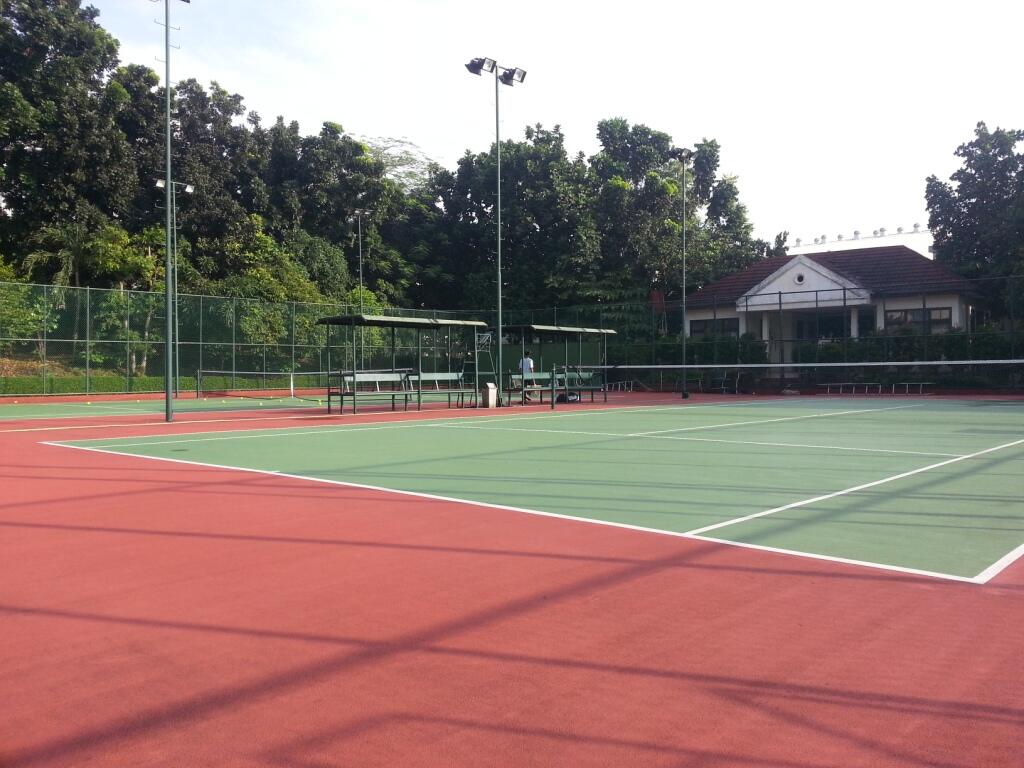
(737, 255, 870, 311)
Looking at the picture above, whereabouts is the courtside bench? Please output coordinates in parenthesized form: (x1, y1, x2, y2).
(506, 373, 552, 403)
(709, 369, 743, 394)
(555, 370, 606, 403)
(410, 372, 478, 407)
(891, 381, 933, 394)
(328, 371, 411, 414)
(817, 382, 883, 395)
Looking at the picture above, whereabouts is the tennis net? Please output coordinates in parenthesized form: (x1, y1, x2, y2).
(556, 359, 1024, 399)
(195, 370, 331, 401)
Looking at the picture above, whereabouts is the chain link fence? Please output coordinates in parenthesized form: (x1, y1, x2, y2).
(1, 277, 1021, 395)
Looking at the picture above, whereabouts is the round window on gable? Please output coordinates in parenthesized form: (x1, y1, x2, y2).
(794, 273, 806, 285)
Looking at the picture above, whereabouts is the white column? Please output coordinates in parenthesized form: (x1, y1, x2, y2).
(761, 312, 770, 341)
(738, 313, 747, 335)
(850, 306, 859, 338)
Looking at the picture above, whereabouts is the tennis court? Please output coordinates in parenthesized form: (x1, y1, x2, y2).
(3, 392, 1023, 766)
(55, 397, 1024, 581)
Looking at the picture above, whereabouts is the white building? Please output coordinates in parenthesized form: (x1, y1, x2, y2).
(684, 245, 971, 362)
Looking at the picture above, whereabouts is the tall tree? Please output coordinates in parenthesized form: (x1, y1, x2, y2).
(0, 0, 134, 264)
(926, 122, 1024, 281)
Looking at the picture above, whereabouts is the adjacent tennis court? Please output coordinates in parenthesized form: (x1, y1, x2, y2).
(54, 397, 1024, 581)
(4, 391, 1023, 767)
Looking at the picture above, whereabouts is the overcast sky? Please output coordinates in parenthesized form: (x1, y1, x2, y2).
(90, 0, 1023, 243)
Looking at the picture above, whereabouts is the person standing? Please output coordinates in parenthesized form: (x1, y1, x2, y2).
(519, 350, 535, 402)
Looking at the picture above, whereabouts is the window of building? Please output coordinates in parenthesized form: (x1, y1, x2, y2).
(690, 318, 740, 337)
(884, 307, 952, 333)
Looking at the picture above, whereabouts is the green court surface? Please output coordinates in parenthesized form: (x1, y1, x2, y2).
(0, 392, 469, 420)
(0, 396, 323, 420)
(57, 398, 1024, 582)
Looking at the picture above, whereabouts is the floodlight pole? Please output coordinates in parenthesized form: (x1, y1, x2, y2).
(159, 0, 189, 421)
(172, 180, 178, 395)
(494, 65, 504, 405)
(163, 0, 173, 421)
(466, 57, 526, 405)
(678, 148, 693, 397)
(350, 208, 373, 369)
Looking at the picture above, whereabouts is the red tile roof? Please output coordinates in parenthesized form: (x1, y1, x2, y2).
(685, 246, 971, 309)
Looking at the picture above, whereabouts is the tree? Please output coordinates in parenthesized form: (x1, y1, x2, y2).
(0, 0, 133, 258)
(926, 122, 1024, 281)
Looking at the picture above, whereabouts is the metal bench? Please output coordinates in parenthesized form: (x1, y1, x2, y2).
(554, 370, 606, 403)
(409, 372, 478, 407)
(507, 372, 552, 404)
(818, 382, 882, 395)
(708, 370, 742, 394)
(892, 382, 933, 395)
(328, 371, 412, 414)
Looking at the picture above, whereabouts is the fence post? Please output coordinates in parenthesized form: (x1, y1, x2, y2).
(1010, 276, 1017, 358)
(291, 302, 296, 373)
(42, 284, 49, 395)
(197, 295, 204, 381)
(125, 287, 131, 393)
(231, 297, 237, 388)
(922, 292, 929, 360)
(85, 287, 91, 394)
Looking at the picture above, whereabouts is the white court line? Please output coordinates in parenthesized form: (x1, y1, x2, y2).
(434, 423, 959, 458)
(50, 397, 794, 447)
(972, 541, 1024, 583)
(632, 404, 921, 436)
(42, 440, 986, 584)
(0, 412, 336, 434)
(684, 438, 1024, 540)
(685, 534, 980, 583)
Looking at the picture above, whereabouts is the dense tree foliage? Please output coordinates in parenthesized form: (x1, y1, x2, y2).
(927, 122, 1024, 281)
(926, 123, 1024, 318)
(2, 0, 777, 319)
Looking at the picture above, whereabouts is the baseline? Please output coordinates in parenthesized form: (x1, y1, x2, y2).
(42, 440, 990, 584)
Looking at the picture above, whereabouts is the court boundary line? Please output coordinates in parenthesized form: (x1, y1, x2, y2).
(631, 404, 922, 436)
(0, 392, 758, 426)
(684, 438, 1024, 583)
(434, 423, 959, 458)
(53, 400, 916, 450)
(41, 440, 1008, 585)
(38, 397, 801, 445)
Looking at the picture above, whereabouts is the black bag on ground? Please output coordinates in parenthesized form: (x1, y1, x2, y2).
(556, 392, 580, 403)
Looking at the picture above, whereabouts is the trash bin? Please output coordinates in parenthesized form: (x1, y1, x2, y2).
(480, 382, 498, 408)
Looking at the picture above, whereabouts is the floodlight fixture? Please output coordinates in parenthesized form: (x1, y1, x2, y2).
(465, 57, 496, 75)
(499, 67, 526, 86)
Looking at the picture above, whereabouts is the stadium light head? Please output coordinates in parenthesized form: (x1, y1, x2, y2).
(184, 184, 194, 194)
(499, 67, 526, 86)
(155, 179, 166, 189)
(465, 57, 496, 75)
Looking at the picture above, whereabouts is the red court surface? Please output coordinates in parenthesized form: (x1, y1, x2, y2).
(1, 401, 1023, 767)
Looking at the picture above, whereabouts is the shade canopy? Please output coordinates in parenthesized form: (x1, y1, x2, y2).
(503, 324, 617, 336)
(316, 314, 488, 330)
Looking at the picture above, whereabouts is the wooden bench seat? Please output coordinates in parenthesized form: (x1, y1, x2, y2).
(409, 372, 477, 407)
(328, 371, 411, 414)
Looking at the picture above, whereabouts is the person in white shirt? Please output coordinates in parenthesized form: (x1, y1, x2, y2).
(518, 350, 535, 402)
